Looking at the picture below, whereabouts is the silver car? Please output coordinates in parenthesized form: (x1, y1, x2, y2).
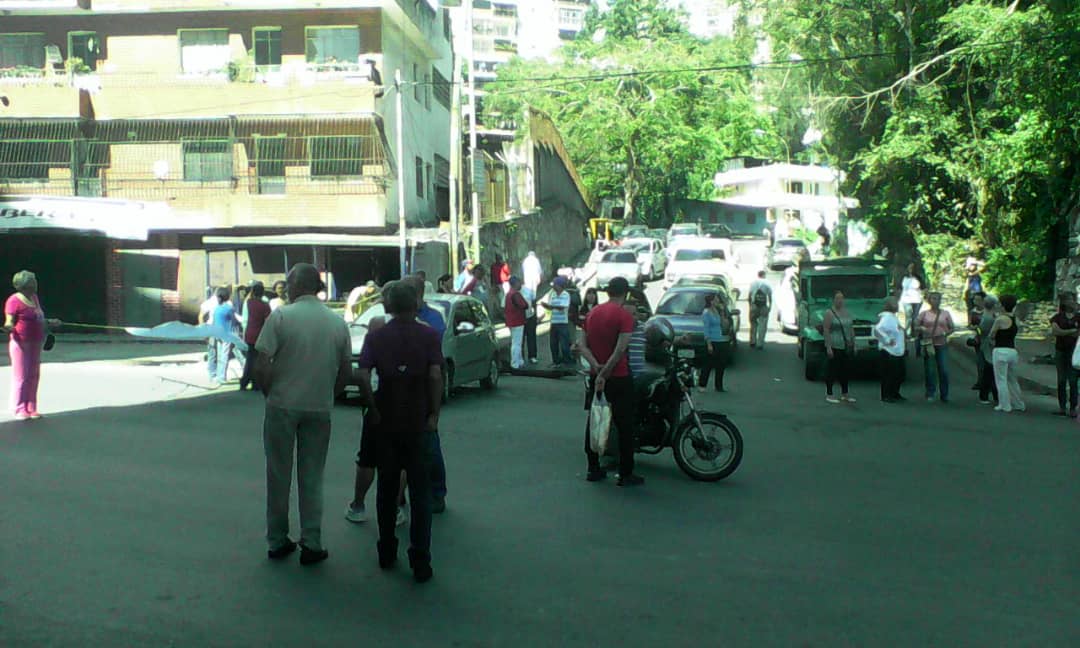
(595, 249, 643, 289)
(346, 294, 500, 401)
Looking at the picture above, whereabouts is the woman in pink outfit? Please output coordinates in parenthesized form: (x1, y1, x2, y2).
(3, 271, 61, 420)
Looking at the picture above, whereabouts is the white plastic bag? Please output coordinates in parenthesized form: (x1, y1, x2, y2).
(589, 393, 611, 455)
(1072, 339, 1080, 370)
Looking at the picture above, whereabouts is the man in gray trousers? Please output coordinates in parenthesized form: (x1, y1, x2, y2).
(254, 263, 351, 565)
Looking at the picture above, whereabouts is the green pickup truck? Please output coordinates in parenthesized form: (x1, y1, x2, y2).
(796, 258, 891, 381)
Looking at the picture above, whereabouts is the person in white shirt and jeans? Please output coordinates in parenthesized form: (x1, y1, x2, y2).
(873, 296, 907, 402)
(541, 276, 572, 366)
(748, 271, 772, 349)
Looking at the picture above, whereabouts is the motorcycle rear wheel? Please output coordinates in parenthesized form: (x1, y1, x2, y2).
(672, 412, 743, 481)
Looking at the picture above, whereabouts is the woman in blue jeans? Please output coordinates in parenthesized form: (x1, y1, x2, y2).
(916, 292, 955, 402)
(699, 293, 731, 392)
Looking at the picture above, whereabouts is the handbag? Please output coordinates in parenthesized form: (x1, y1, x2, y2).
(589, 392, 612, 455)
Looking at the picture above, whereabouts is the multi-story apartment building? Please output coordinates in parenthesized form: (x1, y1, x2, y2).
(0, 0, 454, 324)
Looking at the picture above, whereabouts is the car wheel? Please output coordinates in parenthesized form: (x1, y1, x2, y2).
(480, 357, 499, 390)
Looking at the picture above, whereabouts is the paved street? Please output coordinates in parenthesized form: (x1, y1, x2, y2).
(2, 321, 1077, 647)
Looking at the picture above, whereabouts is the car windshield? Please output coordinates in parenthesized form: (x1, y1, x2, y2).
(674, 248, 726, 262)
(808, 275, 889, 301)
(671, 225, 698, 235)
(603, 251, 638, 263)
(656, 291, 710, 316)
(776, 240, 805, 248)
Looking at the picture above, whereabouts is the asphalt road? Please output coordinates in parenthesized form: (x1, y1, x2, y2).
(2, 316, 1077, 647)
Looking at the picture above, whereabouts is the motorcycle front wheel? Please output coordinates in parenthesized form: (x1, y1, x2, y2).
(672, 412, 743, 481)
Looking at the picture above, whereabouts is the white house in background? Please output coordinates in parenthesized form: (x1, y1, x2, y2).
(713, 162, 859, 238)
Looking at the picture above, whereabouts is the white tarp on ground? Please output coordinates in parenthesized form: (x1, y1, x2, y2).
(0, 195, 173, 241)
(124, 321, 248, 351)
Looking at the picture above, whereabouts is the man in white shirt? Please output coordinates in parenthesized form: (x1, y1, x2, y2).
(522, 251, 543, 295)
(748, 271, 772, 349)
(873, 296, 907, 402)
(541, 276, 572, 366)
(254, 263, 352, 566)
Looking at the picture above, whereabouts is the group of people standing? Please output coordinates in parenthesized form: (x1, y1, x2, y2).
(197, 279, 285, 389)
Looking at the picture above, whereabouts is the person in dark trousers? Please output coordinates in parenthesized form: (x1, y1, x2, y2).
(408, 275, 450, 512)
(240, 281, 271, 391)
(699, 292, 731, 392)
(1050, 292, 1080, 417)
(977, 295, 1000, 404)
(577, 276, 642, 487)
(822, 291, 856, 403)
(873, 296, 906, 402)
(354, 281, 443, 583)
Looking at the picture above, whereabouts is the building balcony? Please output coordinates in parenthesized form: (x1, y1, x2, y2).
(0, 70, 84, 117)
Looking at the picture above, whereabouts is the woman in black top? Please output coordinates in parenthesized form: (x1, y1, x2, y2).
(989, 294, 1024, 413)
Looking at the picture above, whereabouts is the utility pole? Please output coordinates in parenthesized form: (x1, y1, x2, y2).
(448, 50, 462, 278)
(395, 68, 407, 277)
(466, 0, 481, 263)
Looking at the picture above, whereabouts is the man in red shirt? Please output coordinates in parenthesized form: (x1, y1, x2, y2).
(240, 281, 271, 392)
(490, 254, 511, 311)
(579, 276, 642, 486)
(504, 276, 529, 369)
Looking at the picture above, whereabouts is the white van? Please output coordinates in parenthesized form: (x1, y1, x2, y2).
(664, 238, 735, 290)
(666, 222, 702, 245)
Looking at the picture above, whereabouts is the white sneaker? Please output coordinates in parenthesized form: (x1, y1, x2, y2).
(344, 504, 366, 523)
(396, 505, 408, 527)
(825, 396, 840, 404)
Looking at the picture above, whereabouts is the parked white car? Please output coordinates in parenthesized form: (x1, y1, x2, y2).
(664, 238, 735, 290)
(621, 237, 667, 280)
(666, 222, 702, 245)
(596, 249, 644, 289)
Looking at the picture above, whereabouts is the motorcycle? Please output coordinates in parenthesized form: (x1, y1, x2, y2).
(588, 349, 744, 482)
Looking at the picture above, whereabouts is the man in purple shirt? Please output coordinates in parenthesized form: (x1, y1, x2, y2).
(355, 280, 444, 583)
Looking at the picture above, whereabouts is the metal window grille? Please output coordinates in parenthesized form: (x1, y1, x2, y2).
(0, 33, 46, 69)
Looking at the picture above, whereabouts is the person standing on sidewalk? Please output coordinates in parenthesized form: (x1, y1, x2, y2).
(977, 295, 1000, 405)
(699, 292, 731, 392)
(990, 294, 1025, 413)
(823, 291, 856, 403)
(542, 276, 572, 367)
(578, 276, 642, 487)
(504, 276, 529, 369)
(208, 286, 237, 386)
(748, 271, 772, 350)
(3, 270, 61, 420)
(873, 296, 906, 402)
(408, 275, 450, 513)
(490, 254, 511, 309)
(916, 292, 955, 403)
(354, 281, 443, 583)
(967, 291, 987, 391)
(254, 263, 351, 565)
(899, 264, 924, 337)
(240, 281, 271, 392)
(1050, 292, 1080, 417)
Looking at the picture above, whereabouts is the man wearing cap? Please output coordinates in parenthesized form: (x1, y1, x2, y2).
(578, 276, 642, 487)
(541, 276, 572, 367)
(453, 259, 473, 293)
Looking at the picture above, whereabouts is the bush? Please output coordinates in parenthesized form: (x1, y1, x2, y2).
(914, 232, 972, 290)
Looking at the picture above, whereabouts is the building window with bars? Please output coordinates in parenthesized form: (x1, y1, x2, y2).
(253, 27, 282, 69)
(0, 33, 46, 69)
(415, 157, 424, 198)
(432, 68, 451, 110)
(178, 29, 230, 76)
(182, 140, 233, 182)
(305, 26, 360, 71)
(310, 136, 366, 177)
(67, 31, 100, 71)
(0, 140, 51, 181)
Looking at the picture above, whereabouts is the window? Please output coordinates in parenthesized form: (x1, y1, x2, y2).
(673, 248, 725, 262)
(254, 135, 286, 194)
(253, 27, 282, 68)
(182, 140, 232, 182)
(432, 68, 451, 109)
(413, 63, 421, 102)
(423, 73, 431, 110)
(67, 31, 99, 71)
(305, 26, 359, 69)
(0, 140, 51, 181)
(558, 8, 584, 29)
(178, 29, 229, 75)
(0, 33, 46, 69)
(425, 162, 433, 199)
(415, 156, 424, 197)
(785, 180, 804, 194)
(310, 136, 365, 177)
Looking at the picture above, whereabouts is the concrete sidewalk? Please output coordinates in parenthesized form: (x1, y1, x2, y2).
(947, 333, 1057, 397)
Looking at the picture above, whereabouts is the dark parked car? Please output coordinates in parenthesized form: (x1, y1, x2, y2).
(647, 285, 740, 368)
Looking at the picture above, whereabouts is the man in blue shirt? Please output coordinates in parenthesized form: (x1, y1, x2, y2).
(541, 276, 573, 367)
(209, 286, 237, 385)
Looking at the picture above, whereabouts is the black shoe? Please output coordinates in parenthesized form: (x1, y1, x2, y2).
(586, 468, 607, 482)
(377, 539, 398, 569)
(267, 540, 297, 560)
(299, 546, 329, 566)
(408, 548, 433, 584)
(617, 474, 645, 487)
(432, 496, 446, 514)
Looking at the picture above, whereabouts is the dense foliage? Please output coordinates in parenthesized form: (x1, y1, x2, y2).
(762, 0, 1080, 298)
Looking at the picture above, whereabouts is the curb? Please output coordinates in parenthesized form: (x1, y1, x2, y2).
(946, 336, 1054, 396)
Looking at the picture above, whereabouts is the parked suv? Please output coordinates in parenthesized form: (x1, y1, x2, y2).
(796, 258, 891, 381)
